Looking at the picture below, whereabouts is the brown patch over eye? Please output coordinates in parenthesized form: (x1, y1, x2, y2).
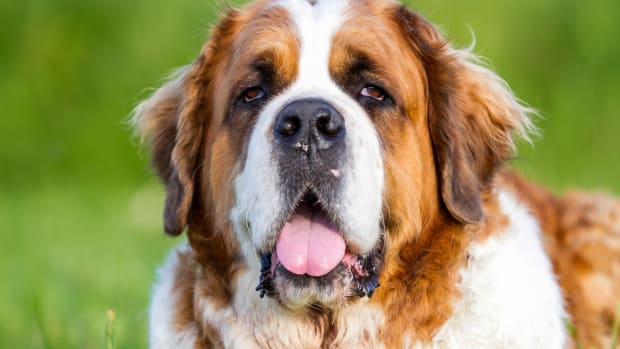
(243, 87, 265, 103)
(360, 85, 386, 101)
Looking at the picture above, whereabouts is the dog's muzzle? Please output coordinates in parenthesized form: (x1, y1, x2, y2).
(253, 98, 381, 300)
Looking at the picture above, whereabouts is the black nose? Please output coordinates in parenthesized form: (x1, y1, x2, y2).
(274, 99, 345, 151)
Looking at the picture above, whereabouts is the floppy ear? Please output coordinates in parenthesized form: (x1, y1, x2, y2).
(133, 48, 216, 236)
(133, 9, 240, 236)
(132, 66, 198, 236)
(395, 7, 535, 224)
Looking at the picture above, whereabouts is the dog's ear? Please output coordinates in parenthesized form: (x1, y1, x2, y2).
(395, 7, 535, 224)
(133, 10, 241, 236)
(132, 65, 200, 236)
(133, 28, 226, 235)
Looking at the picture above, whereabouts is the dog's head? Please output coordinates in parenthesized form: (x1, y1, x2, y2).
(134, 0, 532, 311)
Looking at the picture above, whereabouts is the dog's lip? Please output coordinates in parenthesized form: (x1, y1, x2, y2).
(287, 190, 334, 224)
(256, 247, 380, 299)
(270, 247, 369, 278)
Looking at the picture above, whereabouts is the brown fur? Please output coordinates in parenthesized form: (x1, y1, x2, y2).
(135, 0, 619, 347)
(554, 193, 620, 349)
(501, 172, 620, 349)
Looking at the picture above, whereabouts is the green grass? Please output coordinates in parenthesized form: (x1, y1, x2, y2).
(612, 304, 620, 349)
(0, 183, 176, 348)
(0, 0, 618, 347)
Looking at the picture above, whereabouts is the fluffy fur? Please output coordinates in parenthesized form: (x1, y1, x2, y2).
(135, 0, 620, 348)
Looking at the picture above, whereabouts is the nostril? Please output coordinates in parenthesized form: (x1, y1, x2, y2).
(316, 109, 342, 137)
(274, 99, 345, 150)
(277, 115, 301, 137)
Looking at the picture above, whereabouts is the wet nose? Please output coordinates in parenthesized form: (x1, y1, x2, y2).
(273, 98, 345, 151)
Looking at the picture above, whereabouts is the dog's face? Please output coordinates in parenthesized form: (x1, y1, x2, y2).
(135, 0, 531, 311)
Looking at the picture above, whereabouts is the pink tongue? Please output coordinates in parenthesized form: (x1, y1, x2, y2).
(276, 207, 346, 277)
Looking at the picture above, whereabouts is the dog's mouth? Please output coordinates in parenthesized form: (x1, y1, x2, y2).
(276, 191, 347, 277)
(255, 191, 382, 307)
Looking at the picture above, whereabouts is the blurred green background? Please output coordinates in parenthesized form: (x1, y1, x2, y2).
(0, 0, 618, 347)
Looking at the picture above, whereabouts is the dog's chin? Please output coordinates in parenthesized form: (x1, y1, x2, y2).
(272, 262, 353, 311)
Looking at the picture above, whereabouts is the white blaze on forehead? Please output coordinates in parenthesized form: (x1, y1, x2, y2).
(277, 0, 349, 87)
(232, 0, 384, 260)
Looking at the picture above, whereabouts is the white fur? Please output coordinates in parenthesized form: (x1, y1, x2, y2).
(201, 263, 386, 348)
(411, 190, 567, 349)
(151, 247, 385, 349)
(149, 244, 198, 349)
(332, 298, 386, 348)
(231, 0, 384, 262)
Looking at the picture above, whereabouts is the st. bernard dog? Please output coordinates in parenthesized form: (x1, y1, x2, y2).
(133, 0, 620, 348)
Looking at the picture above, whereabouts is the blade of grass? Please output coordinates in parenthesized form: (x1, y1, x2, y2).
(611, 303, 620, 349)
(565, 318, 585, 349)
(32, 292, 53, 349)
(105, 309, 116, 349)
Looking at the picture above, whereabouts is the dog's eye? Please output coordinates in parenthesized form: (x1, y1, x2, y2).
(242, 87, 265, 103)
(360, 85, 386, 101)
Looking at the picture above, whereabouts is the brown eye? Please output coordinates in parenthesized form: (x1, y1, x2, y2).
(360, 85, 386, 101)
(242, 87, 265, 103)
